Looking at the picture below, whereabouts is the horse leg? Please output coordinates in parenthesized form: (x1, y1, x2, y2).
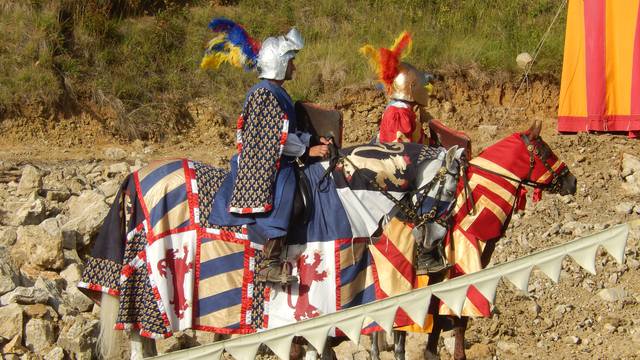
(130, 332, 157, 359)
(370, 332, 381, 360)
(452, 317, 469, 360)
(392, 330, 406, 360)
(425, 315, 443, 360)
(290, 337, 306, 360)
(98, 293, 120, 358)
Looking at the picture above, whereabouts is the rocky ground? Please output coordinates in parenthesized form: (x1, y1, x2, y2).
(0, 71, 639, 359)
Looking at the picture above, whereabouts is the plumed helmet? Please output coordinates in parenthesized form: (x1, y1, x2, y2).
(257, 28, 304, 80)
(390, 62, 430, 106)
(360, 32, 431, 106)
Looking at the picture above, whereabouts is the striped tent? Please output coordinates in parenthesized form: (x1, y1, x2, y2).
(558, 0, 640, 137)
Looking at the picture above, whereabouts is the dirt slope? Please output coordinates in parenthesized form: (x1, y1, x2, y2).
(0, 70, 638, 359)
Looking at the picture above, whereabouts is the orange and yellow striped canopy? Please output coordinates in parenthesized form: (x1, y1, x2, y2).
(558, 0, 640, 136)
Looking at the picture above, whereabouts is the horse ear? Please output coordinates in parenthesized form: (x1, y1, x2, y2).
(445, 145, 458, 167)
(527, 120, 542, 140)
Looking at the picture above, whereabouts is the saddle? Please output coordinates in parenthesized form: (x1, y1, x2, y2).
(429, 119, 472, 158)
(291, 102, 344, 225)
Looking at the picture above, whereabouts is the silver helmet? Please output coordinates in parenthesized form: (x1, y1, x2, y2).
(257, 28, 304, 80)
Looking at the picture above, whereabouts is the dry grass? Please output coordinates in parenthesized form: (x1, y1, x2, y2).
(0, 0, 567, 139)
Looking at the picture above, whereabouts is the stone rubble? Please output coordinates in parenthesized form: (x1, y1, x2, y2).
(0, 83, 638, 359)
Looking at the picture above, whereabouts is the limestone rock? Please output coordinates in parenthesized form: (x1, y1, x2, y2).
(2, 334, 27, 357)
(20, 264, 60, 287)
(35, 276, 65, 311)
(62, 190, 109, 248)
(0, 252, 20, 296)
(17, 165, 43, 195)
(40, 218, 62, 237)
(597, 287, 626, 302)
(46, 189, 71, 203)
(24, 303, 58, 321)
(44, 346, 65, 360)
(621, 153, 640, 177)
(496, 341, 519, 354)
(108, 162, 129, 176)
(60, 263, 82, 287)
(104, 147, 128, 160)
(0, 226, 17, 247)
(0, 286, 50, 305)
(615, 202, 635, 214)
(98, 179, 120, 198)
(466, 343, 493, 359)
(25, 318, 56, 353)
(0, 303, 24, 339)
(14, 197, 47, 225)
(64, 285, 93, 312)
(56, 315, 99, 355)
(12, 225, 64, 270)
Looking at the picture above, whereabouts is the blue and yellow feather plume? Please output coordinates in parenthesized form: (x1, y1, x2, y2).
(201, 18, 261, 71)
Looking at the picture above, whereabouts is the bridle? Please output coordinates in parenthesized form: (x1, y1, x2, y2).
(334, 146, 460, 227)
(463, 134, 571, 215)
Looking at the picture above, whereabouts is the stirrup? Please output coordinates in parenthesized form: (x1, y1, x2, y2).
(256, 261, 298, 285)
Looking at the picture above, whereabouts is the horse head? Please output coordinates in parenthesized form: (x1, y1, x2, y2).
(472, 120, 576, 197)
(520, 120, 577, 196)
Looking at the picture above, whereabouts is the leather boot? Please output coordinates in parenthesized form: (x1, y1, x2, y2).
(255, 238, 298, 285)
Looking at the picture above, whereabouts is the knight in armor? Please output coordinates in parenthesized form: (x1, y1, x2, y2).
(361, 32, 448, 274)
(201, 19, 330, 284)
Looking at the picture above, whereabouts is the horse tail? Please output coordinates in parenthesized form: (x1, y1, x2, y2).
(98, 292, 120, 358)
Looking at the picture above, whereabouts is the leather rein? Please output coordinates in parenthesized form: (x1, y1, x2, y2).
(326, 143, 460, 227)
(462, 134, 570, 216)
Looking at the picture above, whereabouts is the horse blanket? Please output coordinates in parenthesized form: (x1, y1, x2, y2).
(78, 143, 449, 338)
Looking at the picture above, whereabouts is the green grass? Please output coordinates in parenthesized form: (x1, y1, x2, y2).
(0, 0, 568, 139)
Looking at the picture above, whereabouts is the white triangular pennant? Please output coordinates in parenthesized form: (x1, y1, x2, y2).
(157, 344, 224, 360)
(568, 244, 598, 275)
(368, 304, 399, 333)
(535, 255, 564, 283)
(398, 289, 432, 327)
(191, 348, 223, 360)
(433, 284, 469, 316)
(601, 229, 628, 264)
(336, 314, 365, 345)
(301, 324, 332, 355)
(504, 266, 533, 295)
(473, 275, 501, 304)
(225, 342, 261, 360)
(264, 334, 295, 360)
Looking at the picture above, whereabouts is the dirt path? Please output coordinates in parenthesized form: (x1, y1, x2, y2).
(0, 72, 638, 359)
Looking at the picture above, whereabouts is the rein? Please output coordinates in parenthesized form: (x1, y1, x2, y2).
(461, 134, 570, 217)
(322, 142, 456, 225)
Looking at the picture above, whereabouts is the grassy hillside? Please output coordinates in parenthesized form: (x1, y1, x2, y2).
(0, 0, 567, 139)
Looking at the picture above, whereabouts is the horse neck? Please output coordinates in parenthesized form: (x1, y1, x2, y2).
(453, 134, 530, 241)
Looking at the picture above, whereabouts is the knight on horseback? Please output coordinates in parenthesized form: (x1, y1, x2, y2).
(201, 19, 331, 285)
(361, 32, 449, 275)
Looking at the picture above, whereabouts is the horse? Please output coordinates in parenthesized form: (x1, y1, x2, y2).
(79, 141, 465, 359)
(370, 120, 577, 360)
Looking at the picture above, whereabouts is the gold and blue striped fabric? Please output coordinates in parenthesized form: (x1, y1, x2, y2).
(196, 237, 247, 331)
(337, 238, 376, 309)
(136, 159, 191, 237)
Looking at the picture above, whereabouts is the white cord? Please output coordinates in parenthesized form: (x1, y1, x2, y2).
(510, 0, 568, 109)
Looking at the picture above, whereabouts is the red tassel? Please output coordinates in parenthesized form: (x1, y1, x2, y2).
(532, 188, 543, 203)
(516, 187, 528, 211)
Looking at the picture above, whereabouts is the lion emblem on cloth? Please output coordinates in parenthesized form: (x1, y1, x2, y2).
(340, 143, 413, 190)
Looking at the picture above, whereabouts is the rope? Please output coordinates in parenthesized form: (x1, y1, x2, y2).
(510, 0, 568, 109)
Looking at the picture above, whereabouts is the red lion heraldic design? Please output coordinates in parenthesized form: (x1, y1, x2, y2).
(286, 252, 328, 321)
(157, 245, 193, 320)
